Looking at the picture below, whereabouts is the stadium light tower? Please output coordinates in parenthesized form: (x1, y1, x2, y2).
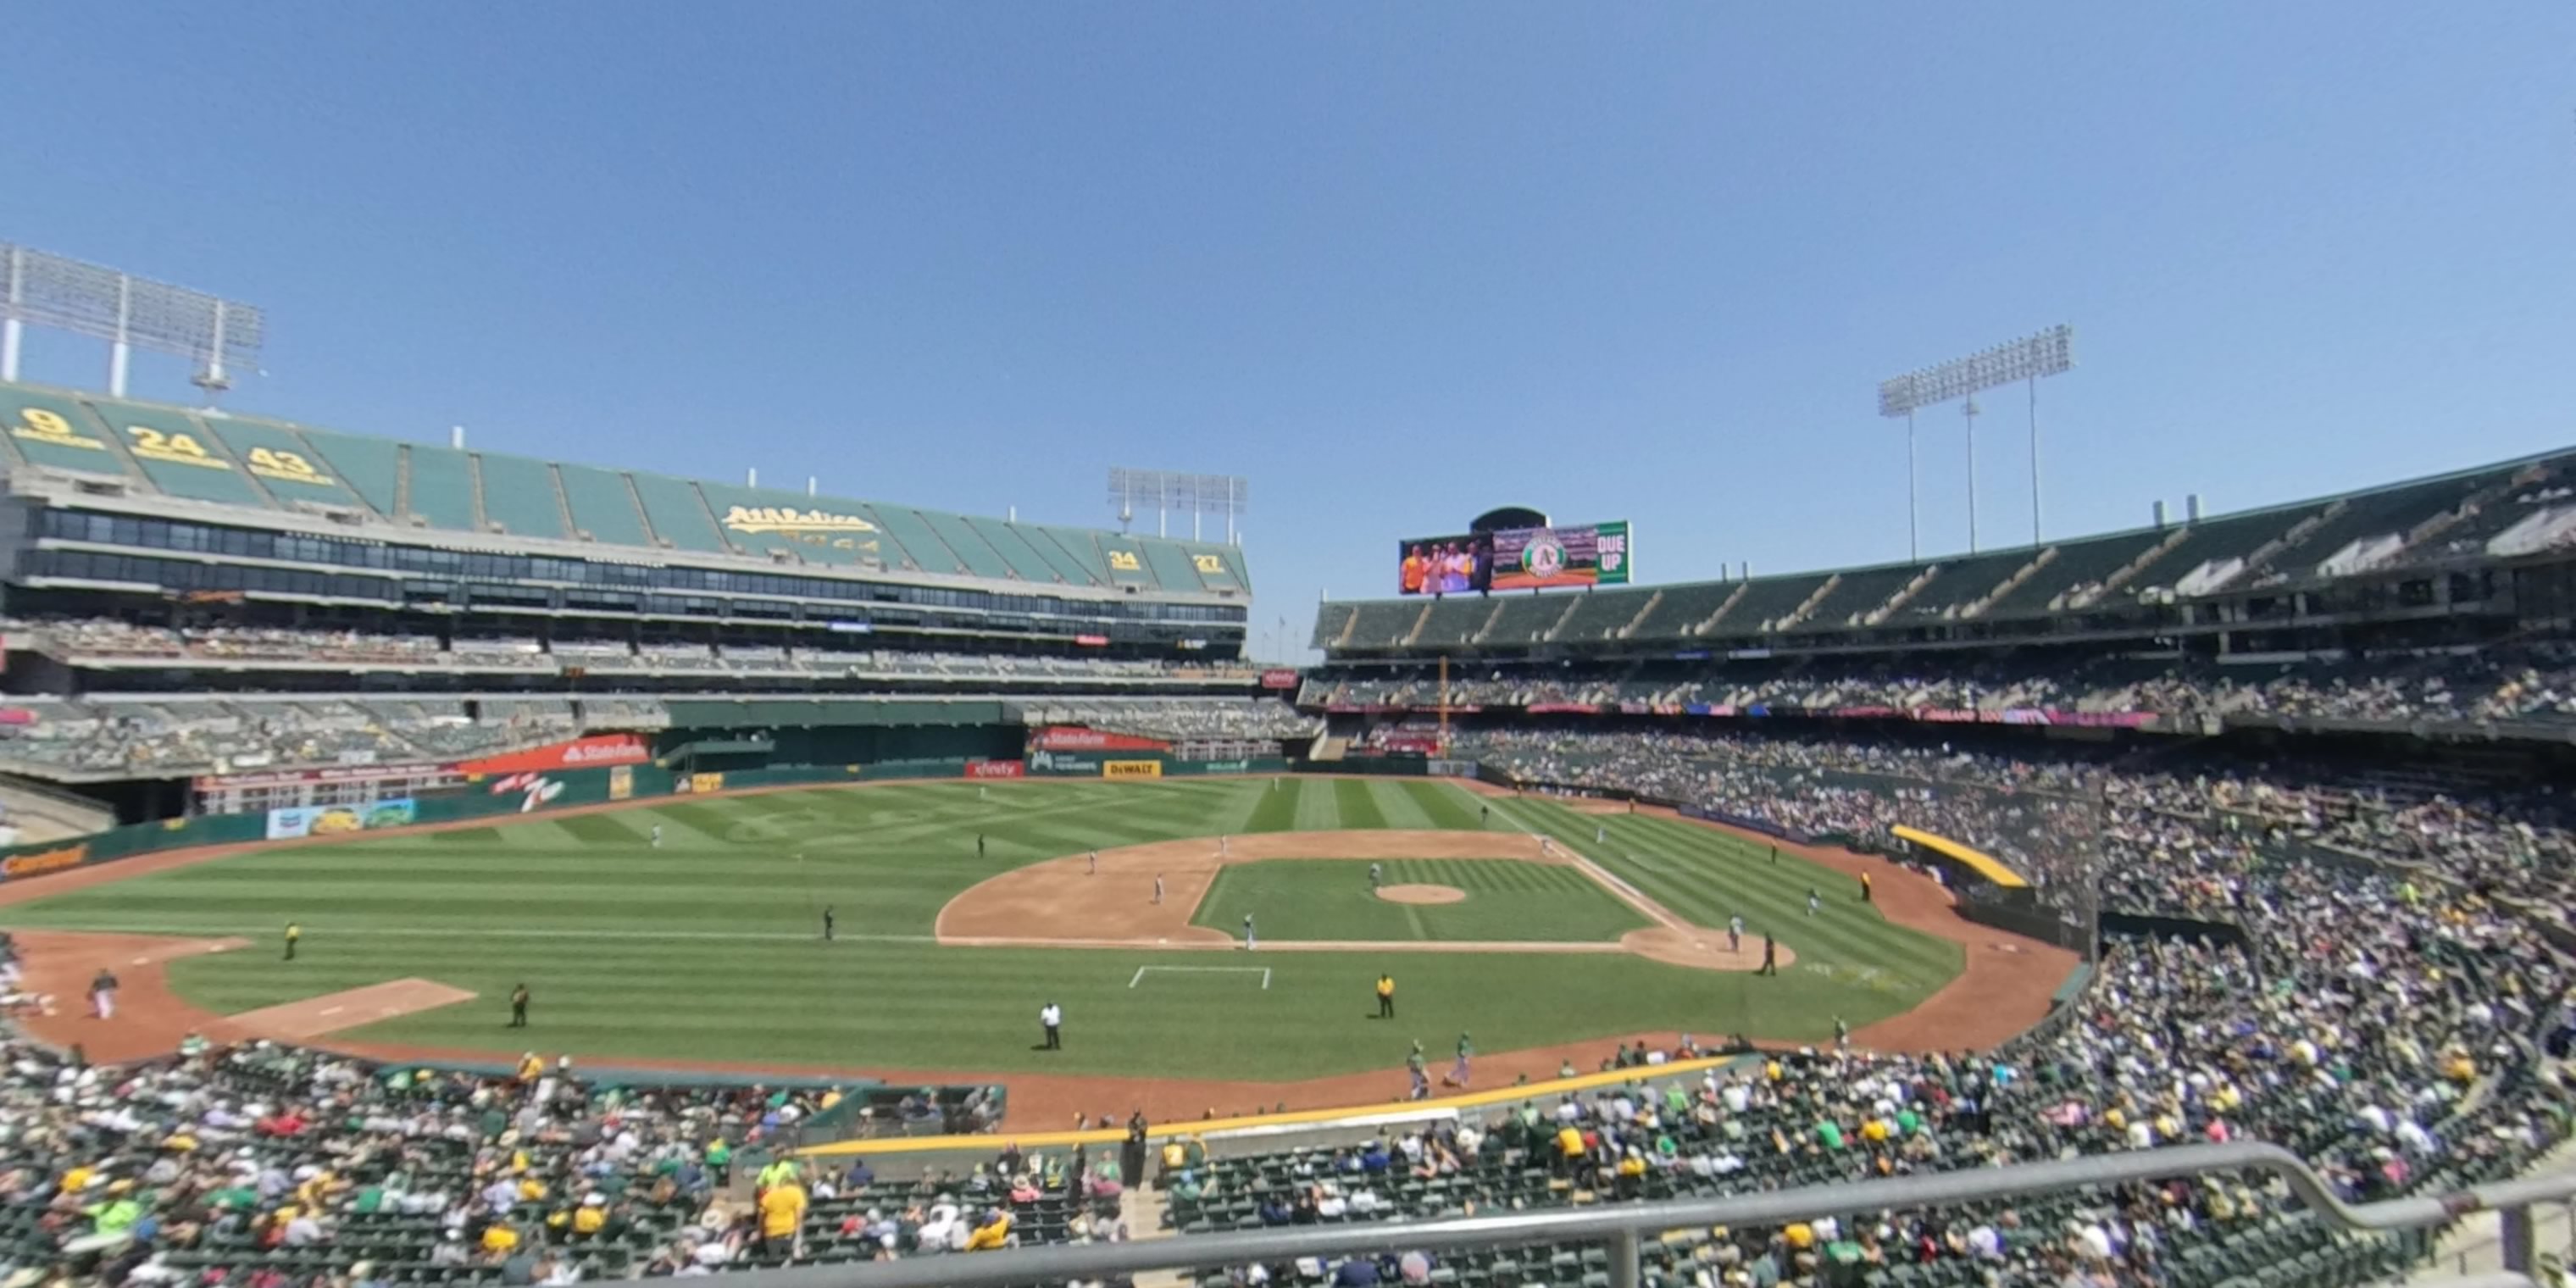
(1877, 325, 2074, 557)
(0, 242, 266, 401)
(1108, 468, 1250, 544)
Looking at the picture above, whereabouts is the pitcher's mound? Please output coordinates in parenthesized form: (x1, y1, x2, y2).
(1377, 884, 1467, 905)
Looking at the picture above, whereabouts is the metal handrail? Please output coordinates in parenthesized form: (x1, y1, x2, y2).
(711, 1142, 2576, 1288)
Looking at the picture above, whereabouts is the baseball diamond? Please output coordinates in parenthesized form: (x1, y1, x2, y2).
(0, 774, 2064, 1123)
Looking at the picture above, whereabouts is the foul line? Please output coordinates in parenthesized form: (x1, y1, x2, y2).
(26, 924, 938, 946)
(1489, 797, 1700, 935)
(1129, 964, 1271, 990)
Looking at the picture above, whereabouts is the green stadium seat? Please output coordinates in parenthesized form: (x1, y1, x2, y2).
(1482, 594, 1570, 645)
(475, 451, 568, 540)
(868, 504, 970, 574)
(556, 462, 655, 547)
(1788, 562, 1924, 630)
(0, 386, 138, 478)
(1138, 536, 1207, 591)
(1554, 587, 1652, 641)
(84, 397, 269, 505)
(199, 417, 377, 511)
(917, 508, 1022, 579)
(969, 515, 1080, 583)
(1031, 525, 1116, 586)
(626, 471, 733, 553)
(1096, 534, 1158, 587)
(402, 442, 478, 530)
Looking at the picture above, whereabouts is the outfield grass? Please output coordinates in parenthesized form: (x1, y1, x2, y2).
(0, 778, 1963, 1080)
(1190, 858, 1650, 943)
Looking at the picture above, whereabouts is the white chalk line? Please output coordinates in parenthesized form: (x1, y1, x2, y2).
(1129, 964, 1271, 990)
(34, 924, 938, 946)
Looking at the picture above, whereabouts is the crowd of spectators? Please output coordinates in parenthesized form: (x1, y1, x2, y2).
(0, 714, 2568, 1284)
(1450, 724, 2576, 914)
(1305, 646, 2576, 728)
(0, 619, 1263, 686)
(0, 1012, 1119, 1284)
(1174, 906, 2567, 1288)
(0, 698, 607, 779)
(1169, 722, 2576, 1288)
(1029, 701, 1322, 742)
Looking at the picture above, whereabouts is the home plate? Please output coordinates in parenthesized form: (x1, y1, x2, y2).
(227, 979, 477, 1041)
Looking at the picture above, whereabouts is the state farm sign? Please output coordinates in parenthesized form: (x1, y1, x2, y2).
(1026, 725, 1169, 753)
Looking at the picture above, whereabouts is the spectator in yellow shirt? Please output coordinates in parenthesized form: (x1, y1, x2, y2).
(481, 1222, 520, 1255)
(758, 1180, 808, 1249)
(965, 1210, 1013, 1251)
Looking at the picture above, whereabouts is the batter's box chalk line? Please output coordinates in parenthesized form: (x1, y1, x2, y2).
(1130, 964, 1272, 990)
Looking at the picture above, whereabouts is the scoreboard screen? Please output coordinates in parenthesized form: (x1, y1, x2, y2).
(1398, 519, 1630, 595)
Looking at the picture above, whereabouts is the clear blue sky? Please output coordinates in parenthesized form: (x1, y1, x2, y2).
(8, 3, 2572, 661)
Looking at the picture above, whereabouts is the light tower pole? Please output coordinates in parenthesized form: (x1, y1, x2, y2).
(1877, 325, 2074, 557)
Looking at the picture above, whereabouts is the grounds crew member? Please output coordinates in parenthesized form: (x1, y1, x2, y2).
(509, 984, 530, 1029)
(1375, 973, 1395, 1019)
(283, 921, 302, 961)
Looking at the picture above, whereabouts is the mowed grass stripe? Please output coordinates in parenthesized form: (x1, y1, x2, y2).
(1330, 779, 1388, 830)
(1290, 778, 1345, 832)
(1241, 778, 1304, 833)
(1364, 780, 1435, 830)
(1409, 782, 1485, 830)
(1600, 818, 1961, 981)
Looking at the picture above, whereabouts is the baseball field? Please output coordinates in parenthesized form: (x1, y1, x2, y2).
(0, 775, 2068, 1117)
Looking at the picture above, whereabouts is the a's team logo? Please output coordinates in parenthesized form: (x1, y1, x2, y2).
(1520, 532, 1568, 580)
(491, 771, 567, 812)
(723, 506, 879, 536)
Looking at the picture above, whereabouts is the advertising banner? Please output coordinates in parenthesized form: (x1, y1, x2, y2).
(0, 842, 86, 880)
(608, 765, 635, 801)
(1260, 669, 1301, 689)
(1024, 748, 1104, 776)
(265, 798, 419, 841)
(964, 758, 1026, 780)
(1103, 758, 1163, 780)
(458, 734, 651, 776)
(1524, 702, 1602, 714)
(1028, 726, 1169, 753)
